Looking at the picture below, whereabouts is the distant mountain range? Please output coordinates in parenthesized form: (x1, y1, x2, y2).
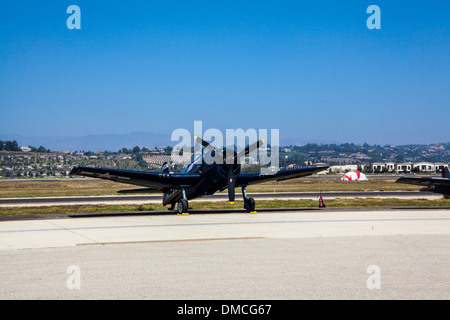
(0, 132, 339, 152)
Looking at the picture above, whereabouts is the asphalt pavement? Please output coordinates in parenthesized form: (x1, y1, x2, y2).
(1, 208, 449, 299)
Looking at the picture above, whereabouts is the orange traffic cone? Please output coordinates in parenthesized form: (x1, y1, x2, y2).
(319, 194, 326, 208)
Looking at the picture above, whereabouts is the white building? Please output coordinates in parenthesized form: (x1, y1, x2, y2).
(329, 165, 358, 173)
(396, 163, 413, 173)
(413, 162, 435, 173)
(435, 163, 449, 171)
(371, 162, 386, 172)
(369, 162, 448, 173)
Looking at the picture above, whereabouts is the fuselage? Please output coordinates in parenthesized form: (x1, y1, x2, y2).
(163, 148, 240, 205)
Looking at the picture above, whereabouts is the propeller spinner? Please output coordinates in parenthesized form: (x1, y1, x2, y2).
(194, 136, 265, 203)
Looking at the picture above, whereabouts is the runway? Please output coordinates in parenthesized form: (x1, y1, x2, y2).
(2, 207, 450, 249)
(1, 207, 450, 299)
(0, 191, 438, 207)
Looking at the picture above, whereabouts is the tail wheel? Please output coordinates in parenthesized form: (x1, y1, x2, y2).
(178, 199, 188, 214)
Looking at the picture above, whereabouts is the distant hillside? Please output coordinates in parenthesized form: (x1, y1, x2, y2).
(0, 133, 341, 153)
(0, 132, 173, 152)
(1, 132, 450, 164)
(279, 142, 450, 166)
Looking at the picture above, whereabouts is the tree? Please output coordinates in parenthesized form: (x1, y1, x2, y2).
(164, 146, 173, 155)
(5, 140, 19, 151)
(132, 146, 141, 154)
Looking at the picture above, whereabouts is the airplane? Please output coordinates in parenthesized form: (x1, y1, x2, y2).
(69, 137, 329, 214)
(395, 167, 450, 199)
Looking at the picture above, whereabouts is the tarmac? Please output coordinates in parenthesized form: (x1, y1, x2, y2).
(1, 207, 450, 299)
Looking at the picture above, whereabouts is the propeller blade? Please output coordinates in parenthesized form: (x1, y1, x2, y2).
(236, 139, 265, 160)
(194, 136, 213, 150)
(195, 136, 225, 162)
(227, 168, 235, 204)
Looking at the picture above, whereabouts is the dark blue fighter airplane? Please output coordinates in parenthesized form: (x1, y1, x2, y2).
(70, 137, 329, 214)
(396, 167, 450, 199)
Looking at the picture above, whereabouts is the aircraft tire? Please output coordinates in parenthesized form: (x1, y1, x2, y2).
(178, 199, 188, 214)
(246, 197, 255, 212)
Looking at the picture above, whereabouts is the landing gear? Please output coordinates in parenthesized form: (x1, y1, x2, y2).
(177, 187, 189, 215)
(242, 186, 256, 213)
(177, 199, 189, 215)
(246, 197, 256, 212)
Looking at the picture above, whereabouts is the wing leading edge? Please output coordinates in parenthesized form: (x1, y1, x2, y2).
(237, 165, 329, 186)
(69, 166, 201, 191)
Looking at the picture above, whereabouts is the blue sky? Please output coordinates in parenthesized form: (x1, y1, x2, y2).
(1, 1, 449, 145)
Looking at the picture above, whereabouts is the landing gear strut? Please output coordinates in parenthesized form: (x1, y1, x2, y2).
(242, 186, 256, 213)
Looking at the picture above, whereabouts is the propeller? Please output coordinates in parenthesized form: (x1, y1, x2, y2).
(235, 139, 265, 161)
(194, 136, 224, 160)
(194, 136, 215, 150)
(194, 136, 264, 164)
(194, 136, 265, 204)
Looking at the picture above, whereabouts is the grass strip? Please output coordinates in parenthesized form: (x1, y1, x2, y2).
(1, 198, 449, 216)
(0, 176, 422, 198)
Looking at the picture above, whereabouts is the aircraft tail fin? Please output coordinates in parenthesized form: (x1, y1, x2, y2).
(162, 162, 169, 173)
(443, 168, 450, 199)
(442, 167, 450, 179)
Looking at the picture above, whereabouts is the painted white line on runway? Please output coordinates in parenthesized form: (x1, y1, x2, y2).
(77, 236, 267, 246)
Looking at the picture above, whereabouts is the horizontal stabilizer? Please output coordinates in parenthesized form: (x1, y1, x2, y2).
(117, 188, 158, 194)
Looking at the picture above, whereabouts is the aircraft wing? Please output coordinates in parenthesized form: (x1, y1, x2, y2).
(395, 176, 450, 188)
(69, 166, 201, 191)
(396, 176, 450, 197)
(236, 166, 329, 186)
